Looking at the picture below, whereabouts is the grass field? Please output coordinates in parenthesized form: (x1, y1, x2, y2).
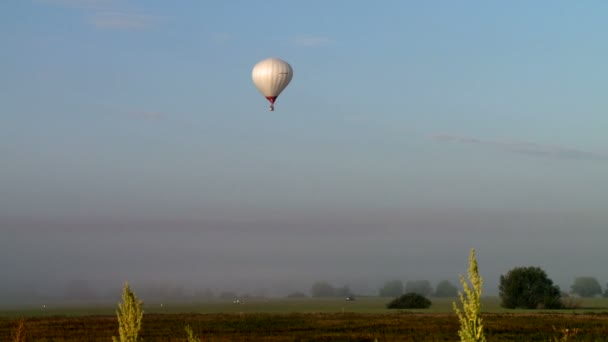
(3, 296, 608, 317)
(2, 297, 608, 341)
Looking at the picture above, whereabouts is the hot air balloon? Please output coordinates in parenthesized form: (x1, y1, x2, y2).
(252, 58, 293, 111)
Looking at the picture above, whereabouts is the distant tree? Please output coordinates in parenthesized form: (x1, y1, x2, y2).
(335, 285, 353, 297)
(240, 293, 254, 300)
(434, 280, 458, 297)
(387, 293, 431, 309)
(499, 266, 563, 309)
(570, 277, 602, 297)
(194, 289, 215, 300)
(286, 291, 308, 298)
(405, 280, 433, 297)
(311, 282, 336, 297)
(379, 280, 404, 297)
(605, 283, 608, 298)
(218, 291, 238, 300)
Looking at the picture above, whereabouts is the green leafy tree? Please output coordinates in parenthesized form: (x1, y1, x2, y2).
(435, 280, 458, 297)
(386, 293, 431, 309)
(570, 277, 602, 297)
(405, 280, 433, 297)
(379, 280, 404, 297)
(453, 248, 486, 342)
(499, 266, 563, 309)
(112, 282, 143, 342)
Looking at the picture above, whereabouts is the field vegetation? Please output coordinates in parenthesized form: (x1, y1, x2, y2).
(453, 249, 485, 342)
(4, 251, 608, 341)
(2, 297, 608, 341)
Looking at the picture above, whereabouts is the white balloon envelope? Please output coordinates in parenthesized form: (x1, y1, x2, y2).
(252, 58, 293, 111)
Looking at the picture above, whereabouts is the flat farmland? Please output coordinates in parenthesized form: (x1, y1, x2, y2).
(2, 297, 608, 341)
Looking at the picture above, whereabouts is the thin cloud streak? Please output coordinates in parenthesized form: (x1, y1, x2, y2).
(38, 0, 116, 10)
(39, 0, 161, 30)
(434, 134, 608, 162)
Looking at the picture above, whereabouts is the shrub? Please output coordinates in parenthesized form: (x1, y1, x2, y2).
(561, 296, 583, 310)
(112, 282, 143, 342)
(185, 325, 200, 342)
(386, 293, 431, 309)
(453, 248, 486, 342)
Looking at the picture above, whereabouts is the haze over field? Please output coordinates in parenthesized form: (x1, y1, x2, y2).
(2, 1, 608, 306)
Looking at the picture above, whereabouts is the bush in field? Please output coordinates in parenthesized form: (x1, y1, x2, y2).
(379, 280, 404, 297)
(435, 280, 458, 297)
(570, 276, 602, 297)
(561, 295, 583, 309)
(453, 248, 486, 342)
(386, 293, 431, 309)
(499, 266, 563, 309)
(405, 280, 433, 297)
(113, 282, 143, 342)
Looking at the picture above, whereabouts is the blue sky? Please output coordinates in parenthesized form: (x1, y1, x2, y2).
(1, 1, 608, 299)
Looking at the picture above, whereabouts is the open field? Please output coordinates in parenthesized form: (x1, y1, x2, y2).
(2, 312, 608, 341)
(3, 297, 608, 317)
(2, 297, 608, 341)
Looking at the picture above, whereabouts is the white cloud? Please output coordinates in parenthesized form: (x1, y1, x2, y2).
(291, 35, 334, 48)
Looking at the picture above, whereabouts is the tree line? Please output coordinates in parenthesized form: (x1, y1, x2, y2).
(309, 271, 608, 310)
